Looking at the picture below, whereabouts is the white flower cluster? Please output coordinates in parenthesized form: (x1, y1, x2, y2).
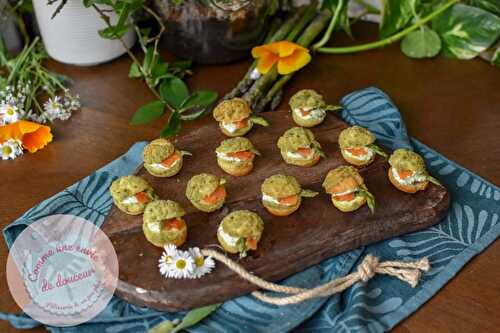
(159, 244, 215, 279)
(0, 83, 27, 126)
(42, 92, 80, 122)
(0, 139, 23, 160)
(0, 83, 80, 125)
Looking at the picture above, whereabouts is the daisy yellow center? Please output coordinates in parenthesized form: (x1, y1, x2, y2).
(176, 259, 186, 269)
(165, 255, 173, 264)
(195, 256, 204, 267)
(6, 107, 14, 116)
(3, 146, 12, 155)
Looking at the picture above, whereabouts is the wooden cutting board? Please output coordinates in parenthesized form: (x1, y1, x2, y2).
(102, 110, 450, 311)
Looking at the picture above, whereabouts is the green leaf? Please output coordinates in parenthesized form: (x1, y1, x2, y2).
(148, 320, 174, 333)
(249, 116, 269, 127)
(427, 175, 443, 187)
(325, 105, 342, 112)
(358, 187, 376, 214)
(130, 100, 165, 125)
(182, 91, 218, 110)
(401, 26, 442, 58)
(492, 47, 500, 66)
(236, 238, 248, 258)
(129, 63, 142, 78)
(300, 189, 319, 198)
(433, 4, 500, 59)
(367, 144, 389, 158)
(160, 78, 189, 109)
(149, 62, 171, 87)
(179, 108, 207, 121)
(170, 304, 220, 333)
(467, 0, 500, 16)
(98, 24, 130, 39)
(143, 47, 155, 73)
(380, 0, 420, 39)
(161, 111, 182, 137)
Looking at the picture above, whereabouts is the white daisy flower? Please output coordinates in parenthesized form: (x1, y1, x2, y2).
(188, 247, 215, 279)
(0, 139, 23, 160)
(169, 252, 195, 279)
(158, 244, 178, 277)
(0, 103, 19, 125)
(44, 96, 72, 121)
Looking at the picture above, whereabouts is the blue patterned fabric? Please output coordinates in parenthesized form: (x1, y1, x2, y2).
(1, 87, 498, 333)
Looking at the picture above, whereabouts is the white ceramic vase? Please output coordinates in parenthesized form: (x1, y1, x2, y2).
(33, 0, 136, 66)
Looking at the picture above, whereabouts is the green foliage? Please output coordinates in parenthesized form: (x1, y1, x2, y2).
(182, 91, 218, 110)
(322, 0, 351, 36)
(160, 77, 189, 109)
(132, 77, 218, 137)
(148, 304, 220, 333)
(317, 0, 500, 64)
(129, 100, 165, 125)
(401, 26, 441, 58)
(46, 0, 217, 137)
(467, 0, 500, 16)
(492, 47, 500, 66)
(380, 0, 419, 39)
(432, 4, 500, 59)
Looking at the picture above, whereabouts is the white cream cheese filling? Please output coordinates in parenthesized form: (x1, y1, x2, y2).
(221, 122, 239, 133)
(343, 147, 374, 162)
(148, 221, 161, 233)
(287, 149, 315, 160)
(122, 195, 139, 205)
(218, 224, 239, 247)
(331, 188, 357, 198)
(391, 167, 427, 185)
(262, 193, 282, 205)
(216, 151, 242, 163)
(149, 157, 180, 171)
(293, 107, 326, 120)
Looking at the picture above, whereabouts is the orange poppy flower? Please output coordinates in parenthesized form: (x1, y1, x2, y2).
(251, 40, 311, 75)
(0, 120, 53, 153)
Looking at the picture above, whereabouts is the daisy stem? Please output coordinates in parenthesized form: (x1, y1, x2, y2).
(316, 0, 458, 54)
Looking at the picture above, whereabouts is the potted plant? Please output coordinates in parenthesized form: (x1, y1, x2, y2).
(33, 0, 136, 66)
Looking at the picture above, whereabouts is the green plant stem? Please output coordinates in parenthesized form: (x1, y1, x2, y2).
(7, 37, 39, 83)
(141, 5, 166, 84)
(312, 0, 344, 50)
(255, 9, 332, 112)
(317, 0, 458, 54)
(91, 4, 160, 99)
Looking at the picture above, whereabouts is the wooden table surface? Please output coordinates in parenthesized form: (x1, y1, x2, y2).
(1, 23, 499, 332)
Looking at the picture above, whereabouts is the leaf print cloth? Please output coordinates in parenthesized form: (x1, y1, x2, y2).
(1, 87, 498, 333)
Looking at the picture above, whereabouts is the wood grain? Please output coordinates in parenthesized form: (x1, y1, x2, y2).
(1, 22, 499, 332)
(103, 110, 449, 311)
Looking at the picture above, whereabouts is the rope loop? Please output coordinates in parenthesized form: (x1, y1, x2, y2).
(200, 249, 430, 306)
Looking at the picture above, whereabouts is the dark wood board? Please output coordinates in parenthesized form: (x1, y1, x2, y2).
(102, 110, 450, 311)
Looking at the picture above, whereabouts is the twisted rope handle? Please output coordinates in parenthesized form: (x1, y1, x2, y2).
(201, 249, 430, 306)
